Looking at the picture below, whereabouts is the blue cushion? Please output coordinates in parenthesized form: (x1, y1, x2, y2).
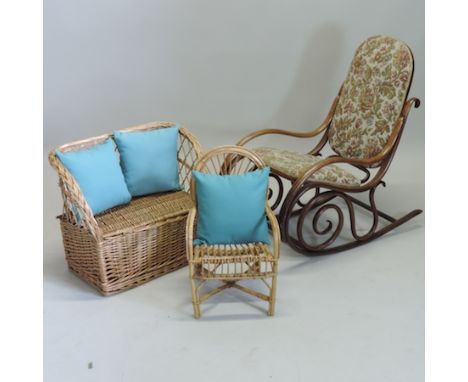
(113, 126, 180, 196)
(56, 139, 132, 215)
(192, 167, 271, 245)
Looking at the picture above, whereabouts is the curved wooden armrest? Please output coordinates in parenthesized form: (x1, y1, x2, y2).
(237, 127, 325, 146)
(291, 97, 421, 193)
(237, 96, 340, 147)
(401, 97, 421, 117)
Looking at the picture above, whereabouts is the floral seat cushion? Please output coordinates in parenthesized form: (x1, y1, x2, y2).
(253, 147, 360, 186)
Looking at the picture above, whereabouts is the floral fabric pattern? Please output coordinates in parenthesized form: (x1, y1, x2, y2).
(328, 36, 413, 159)
(253, 147, 360, 186)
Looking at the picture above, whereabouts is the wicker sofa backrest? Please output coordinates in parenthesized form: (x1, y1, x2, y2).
(328, 36, 414, 160)
(49, 121, 202, 239)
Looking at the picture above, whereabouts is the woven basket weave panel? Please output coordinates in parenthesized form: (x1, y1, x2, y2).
(101, 218, 186, 278)
(100, 217, 188, 294)
(56, 183, 194, 296)
(59, 215, 188, 295)
(60, 219, 102, 287)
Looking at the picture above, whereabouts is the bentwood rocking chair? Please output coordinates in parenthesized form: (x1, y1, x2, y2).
(238, 35, 422, 255)
(186, 146, 280, 318)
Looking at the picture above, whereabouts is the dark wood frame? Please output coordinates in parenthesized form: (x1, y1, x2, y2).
(237, 51, 422, 255)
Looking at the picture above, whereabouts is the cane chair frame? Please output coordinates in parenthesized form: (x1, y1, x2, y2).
(186, 146, 280, 318)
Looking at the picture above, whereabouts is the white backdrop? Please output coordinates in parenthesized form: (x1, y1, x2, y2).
(44, 0, 424, 151)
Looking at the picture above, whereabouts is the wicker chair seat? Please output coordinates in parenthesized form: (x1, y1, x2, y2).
(192, 243, 277, 280)
(96, 191, 193, 237)
(253, 147, 360, 186)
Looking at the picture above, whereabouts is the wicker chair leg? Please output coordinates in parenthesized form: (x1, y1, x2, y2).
(192, 291, 201, 319)
(268, 274, 278, 316)
(189, 266, 201, 318)
(192, 301, 201, 319)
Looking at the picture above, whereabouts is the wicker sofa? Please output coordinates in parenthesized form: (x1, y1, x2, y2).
(49, 121, 203, 295)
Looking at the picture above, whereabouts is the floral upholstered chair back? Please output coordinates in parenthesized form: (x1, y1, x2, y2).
(328, 36, 414, 160)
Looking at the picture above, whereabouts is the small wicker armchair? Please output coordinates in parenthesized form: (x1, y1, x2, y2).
(186, 146, 280, 318)
(238, 36, 422, 255)
(49, 121, 202, 295)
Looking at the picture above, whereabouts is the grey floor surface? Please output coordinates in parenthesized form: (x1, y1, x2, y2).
(44, 142, 424, 382)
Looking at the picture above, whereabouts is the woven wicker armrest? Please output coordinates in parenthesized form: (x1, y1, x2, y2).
(48, 149, 102, 240)
(177, 127, 203, 195)
(265, 207, 280, 259)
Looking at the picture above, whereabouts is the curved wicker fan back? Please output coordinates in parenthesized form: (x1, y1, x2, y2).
(328, 35, 414, 160)
(193, 145, 266, 176)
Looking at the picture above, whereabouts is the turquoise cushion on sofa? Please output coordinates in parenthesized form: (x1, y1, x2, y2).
(192, 167, 271, 245)
(113, 126, 180, 196)
(56, 139, 132, 215)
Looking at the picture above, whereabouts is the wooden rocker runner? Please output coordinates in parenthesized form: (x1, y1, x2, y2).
(237, 36, 422, 255)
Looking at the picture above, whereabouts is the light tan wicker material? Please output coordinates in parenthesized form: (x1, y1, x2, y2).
(186, 145, 281, 318)
(49, 121, 203, 295)
(95, 191, 194, 236)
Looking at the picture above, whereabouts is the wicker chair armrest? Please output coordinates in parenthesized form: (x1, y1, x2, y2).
(185, 208, 197, 262)
(236, 96, 340, 147)
(48, 151, 102, 240)
(178, 127, 203, 195)
(265, 206, 281, 259)
(185, 207, 279, 261)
